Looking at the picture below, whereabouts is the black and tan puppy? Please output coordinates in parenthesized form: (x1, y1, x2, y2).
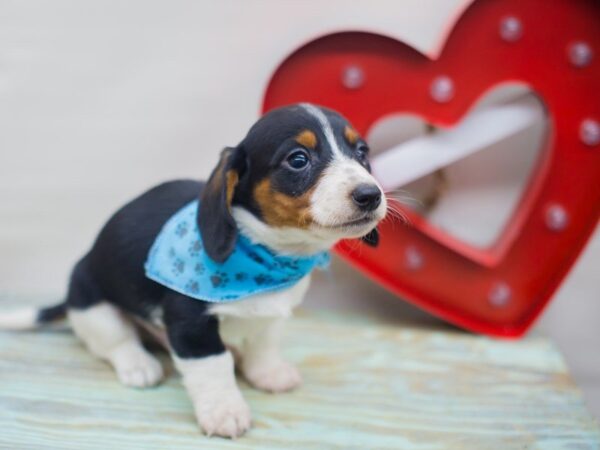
(0, 103, 387, 438)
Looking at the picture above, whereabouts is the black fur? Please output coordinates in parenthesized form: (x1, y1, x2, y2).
(198, 147, 247, 263)
(64, 180, 224, 358)
(232, 105, 372, 224)
(37, 303, 67, 324)
(163, 291, 225, 358)
(60, 104, 380, 361)
(361, 227, 379, 247)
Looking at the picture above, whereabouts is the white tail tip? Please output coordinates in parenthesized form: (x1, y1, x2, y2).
(0, 307, 38, 331)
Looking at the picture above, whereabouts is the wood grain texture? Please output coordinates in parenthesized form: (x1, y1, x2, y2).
(0, 300, 598, 450)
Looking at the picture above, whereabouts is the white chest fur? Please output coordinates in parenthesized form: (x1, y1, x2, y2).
(209, 276, 311, 353)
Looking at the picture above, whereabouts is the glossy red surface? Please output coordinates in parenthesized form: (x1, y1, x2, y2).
(263, 0, 600, 337)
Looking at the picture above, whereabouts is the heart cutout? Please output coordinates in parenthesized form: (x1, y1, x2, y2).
(263, 0, 600, 337)
(367, 85, 549, 267)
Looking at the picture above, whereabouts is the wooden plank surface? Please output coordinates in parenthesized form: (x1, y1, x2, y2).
(0, 301, 598, 450)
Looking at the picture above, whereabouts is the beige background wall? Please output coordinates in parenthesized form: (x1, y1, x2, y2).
(0, 0, 597, 416)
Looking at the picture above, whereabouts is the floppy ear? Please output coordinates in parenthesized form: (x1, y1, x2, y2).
(361, 227, 379, 247)
(198, 146, 247, 263)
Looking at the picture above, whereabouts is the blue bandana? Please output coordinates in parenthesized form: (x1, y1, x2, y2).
(144, 200, 330, 302)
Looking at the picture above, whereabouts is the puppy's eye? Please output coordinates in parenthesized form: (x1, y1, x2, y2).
(286, 150, 310, 170)
(356, 143, 369, 160)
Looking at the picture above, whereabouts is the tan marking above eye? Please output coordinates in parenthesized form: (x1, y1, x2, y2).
(253, 178, 314, 228)
(344, 126, 360, 145)
(295, 130, 318, 149)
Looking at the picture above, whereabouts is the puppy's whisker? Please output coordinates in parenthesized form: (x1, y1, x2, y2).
(383, 204, 410, 226)
(391, 208, 410, 225)
(384, 188, 413, 196)
(385, 191, 422, 208)
(387, 196, 422, 207)
(381, 209, 401, 230)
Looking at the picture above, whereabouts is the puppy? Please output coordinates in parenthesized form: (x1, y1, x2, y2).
(0, 103, 387, 438)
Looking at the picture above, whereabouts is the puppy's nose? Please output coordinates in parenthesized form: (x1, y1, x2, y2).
(351, 184, 382, 211)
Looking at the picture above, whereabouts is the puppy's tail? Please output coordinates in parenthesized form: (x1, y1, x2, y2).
(0, 302, 67, 331)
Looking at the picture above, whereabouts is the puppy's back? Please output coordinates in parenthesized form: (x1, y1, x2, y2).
(78, 180, 204, 315)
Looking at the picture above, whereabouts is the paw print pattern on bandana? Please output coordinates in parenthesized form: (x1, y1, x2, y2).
(247, 251, 265, 265)
(172, 258, 185, 276)
(278, 259, 301, 271)
(254, 273, 275, 286)
(175, 221, 189, 238)
(235, 272, 248, 282)
(185, 280, 200, 295)
(210, 271, 230, 288)
(194, 262, 205, 275)
(188, 239, 202, 257)
(144, 200, 330, 303)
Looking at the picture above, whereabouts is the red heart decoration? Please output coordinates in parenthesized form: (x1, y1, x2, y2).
(263, 0, 600, 337)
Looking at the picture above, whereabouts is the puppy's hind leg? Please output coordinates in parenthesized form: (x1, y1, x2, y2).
(69, 303, 164, 388)
(66, 259, 163, 388)
(68, 302, 163, 388)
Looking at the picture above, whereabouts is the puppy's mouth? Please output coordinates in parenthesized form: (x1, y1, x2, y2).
(319, 214, 379, 230)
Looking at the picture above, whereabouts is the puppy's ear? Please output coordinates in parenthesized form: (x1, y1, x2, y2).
(198, 146, 247, 263)
(361, 227, 379, 247)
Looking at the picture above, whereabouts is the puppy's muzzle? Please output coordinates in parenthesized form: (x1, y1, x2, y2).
(351, 184, 382, 212)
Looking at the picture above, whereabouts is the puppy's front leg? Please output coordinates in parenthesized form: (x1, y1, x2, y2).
(226, 317, 302, 393)
(164, 294, 251, 438)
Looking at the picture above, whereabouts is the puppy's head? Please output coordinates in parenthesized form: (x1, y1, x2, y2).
(199, 103, 387, 262)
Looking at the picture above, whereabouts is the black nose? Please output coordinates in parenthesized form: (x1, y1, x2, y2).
(351, 184, 382, 211)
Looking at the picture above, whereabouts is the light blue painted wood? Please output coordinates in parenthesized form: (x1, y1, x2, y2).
(0, 300, 598, 449)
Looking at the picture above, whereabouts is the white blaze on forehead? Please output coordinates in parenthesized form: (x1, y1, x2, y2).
(300, 104, 387, 230)
(300, 103, 342, 158)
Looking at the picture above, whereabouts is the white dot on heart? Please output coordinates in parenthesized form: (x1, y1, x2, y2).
(499, 16, 523, 43)
(580, 119, 600, 147)
(341, 65, 365, 90)
(404, 246, 424, 271)
(488, 282, 511, 307)
(430, 76, 454, 103)
(568, 42, 593, 68)
(545, 204, 569, 232)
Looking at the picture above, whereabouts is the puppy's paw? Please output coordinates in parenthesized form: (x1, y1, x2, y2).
(113, 347, 164, 388)
(243, 360, 302, 393)
(194, 392, 251, 438)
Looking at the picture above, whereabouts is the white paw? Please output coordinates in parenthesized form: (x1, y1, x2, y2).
(243, 360, 302, 393)
(112, 347, 164, 388)
(194, 392, 251, 438)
